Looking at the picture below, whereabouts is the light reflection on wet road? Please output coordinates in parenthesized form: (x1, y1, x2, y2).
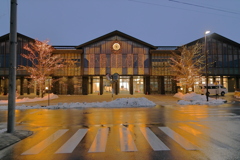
(1, 104, 240, 160)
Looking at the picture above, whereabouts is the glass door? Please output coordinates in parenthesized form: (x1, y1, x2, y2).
(92, 77, 100, 94)
(119, 76, 130, 94)
(103, 77, 112, 94)
(133, 76, 143, 94)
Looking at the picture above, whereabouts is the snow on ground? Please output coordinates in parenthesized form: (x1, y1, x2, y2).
(0, 95, 156, 110)
(174, 92, 226, 105)
(0, 93, 58, 105)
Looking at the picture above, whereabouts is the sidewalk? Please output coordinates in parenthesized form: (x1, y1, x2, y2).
(0, 93, 237, 158)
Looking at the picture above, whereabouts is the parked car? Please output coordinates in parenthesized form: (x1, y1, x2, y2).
(199, 84, 228, 96)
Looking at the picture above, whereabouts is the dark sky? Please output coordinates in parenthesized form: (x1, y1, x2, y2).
(0, 0, 239, 46)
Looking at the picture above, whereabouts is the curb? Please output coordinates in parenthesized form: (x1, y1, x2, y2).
(0, 130, 33, 159)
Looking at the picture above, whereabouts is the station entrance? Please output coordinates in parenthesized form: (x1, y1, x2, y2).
(89, 76, 144, 95)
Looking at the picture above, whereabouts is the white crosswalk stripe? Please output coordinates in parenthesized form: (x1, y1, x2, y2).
(88, 128, 109, 152)
(159, 127, 198, 150)
(119, 127, 138, 151)
(140, 127, 170, 151)
(21, 129, 69, 155)
(55, 129, 88, 154)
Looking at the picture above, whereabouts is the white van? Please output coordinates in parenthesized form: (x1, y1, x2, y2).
(199, 84, 228, 96)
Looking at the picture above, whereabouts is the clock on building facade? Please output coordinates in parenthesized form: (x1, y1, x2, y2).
(111, 41, 121, 53)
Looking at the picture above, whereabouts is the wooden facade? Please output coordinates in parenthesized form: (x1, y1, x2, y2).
(0, 30, 240, 95)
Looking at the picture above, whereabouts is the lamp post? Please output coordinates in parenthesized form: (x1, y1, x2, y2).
(205, 30, 210, 101)
(45, 86, 49, 106)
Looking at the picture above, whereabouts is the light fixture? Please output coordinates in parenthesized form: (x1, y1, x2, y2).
(205, 31, 210, 35)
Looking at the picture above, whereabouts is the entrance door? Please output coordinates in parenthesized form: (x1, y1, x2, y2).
(133, 76, 144, 94)
(119, 76, 130, 94)
(103, 77, 112, 94)
(92, 77, 100, 94)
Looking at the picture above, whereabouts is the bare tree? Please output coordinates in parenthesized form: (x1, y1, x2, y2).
(19, 39, 75, 97)
(169, 43, 205, 93)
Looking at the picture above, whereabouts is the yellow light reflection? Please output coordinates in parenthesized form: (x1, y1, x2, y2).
(179, 126, 202, 136)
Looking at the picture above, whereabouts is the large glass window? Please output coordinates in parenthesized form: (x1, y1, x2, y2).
(104, 77, 112, 93)
(92, 77, 100, 93)
(133, 76, 143, 94)
(151, 53, 171, 76)
(119, 76, 130, 94)
(54, 52, 81, 76)
(150, 76, 158, 94)
(164, 76, 173, 93)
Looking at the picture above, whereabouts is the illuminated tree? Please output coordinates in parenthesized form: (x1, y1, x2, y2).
(19, 39, 75, 97)
(169, 43, 205, 93)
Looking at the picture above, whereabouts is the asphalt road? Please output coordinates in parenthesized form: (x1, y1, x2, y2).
(1, 99, 240, 160)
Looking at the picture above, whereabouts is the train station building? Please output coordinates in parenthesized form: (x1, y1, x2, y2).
(0, 30, 240, 95)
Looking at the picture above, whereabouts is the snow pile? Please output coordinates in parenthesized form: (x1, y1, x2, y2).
(59, 97, 156, 109)
(0, 93, 58, 105)
(174, 92, 226, 105)
(0, 97, 156, 110)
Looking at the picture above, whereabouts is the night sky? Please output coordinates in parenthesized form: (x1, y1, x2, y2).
(0, 0, 239, 46)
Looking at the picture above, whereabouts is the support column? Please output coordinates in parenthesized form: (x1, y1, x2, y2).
(26, 79, 30, 95)
(0, 78, 1, 95)
(20, 77, 24, 95)
(220, 76, 223, 85)
(145, 76, 150, 95)
(67, 77, 74, 95)
(157, 76, 161, 94)
(82, 76, 88, 95)
(236, 76, 239, 90)
(115, 81, 119, 95)
(100, 76, 103, 95)
(4, 78, 8, 95)
(130, 76, 133, 95)
(160, 76, 165, 95)
(34, 80, 37, 95)
(172, 78, 177, 94)
(52, 78, 59, 94)
(213, 76, 216, 84)
(90, 77, 93, 94)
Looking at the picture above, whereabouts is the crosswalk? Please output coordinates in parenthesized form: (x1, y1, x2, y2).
(19, 109, 240, 156)
(21, 125, 199, 155)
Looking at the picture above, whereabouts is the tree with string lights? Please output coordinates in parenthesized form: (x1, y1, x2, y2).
(19, 39, 75, 97)
(169, 43, 206, 93)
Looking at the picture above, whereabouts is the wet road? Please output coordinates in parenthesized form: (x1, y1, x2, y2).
(1, 103, 240, 160)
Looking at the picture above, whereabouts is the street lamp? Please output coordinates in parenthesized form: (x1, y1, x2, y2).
(205, 30, 210, 101)
(45, 86, 50, 106)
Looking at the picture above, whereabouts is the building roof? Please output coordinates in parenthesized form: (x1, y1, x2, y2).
(0, 32, 35, 42)
(155, 46, 178, 50)
(150, 50, 180, 55)
(52, 46, 77, 50)
(75, 30, 157, 49)
(184, 33, 240, 48)
(52, 49, 83, 54)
